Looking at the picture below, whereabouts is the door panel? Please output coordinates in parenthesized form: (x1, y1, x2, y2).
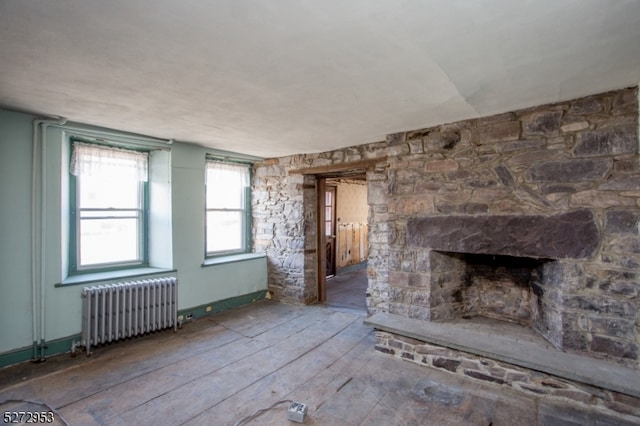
(325, 187, 336, 277)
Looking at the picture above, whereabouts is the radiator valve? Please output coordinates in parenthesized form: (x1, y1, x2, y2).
(287, 401, 307, 423)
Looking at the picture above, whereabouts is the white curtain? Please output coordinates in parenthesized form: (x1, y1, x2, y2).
(205, 160, 250, 209)
(205, 160, 250, 186)
(71, 142, 148, 182)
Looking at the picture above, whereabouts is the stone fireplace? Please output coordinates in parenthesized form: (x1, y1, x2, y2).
(373, 87, 640, 369)
(405, 209, 601, 352)
(253, 86, 640, 415)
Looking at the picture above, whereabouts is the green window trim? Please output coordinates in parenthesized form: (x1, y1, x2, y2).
(68, 138, 150, 275)
(204, 159, 252, 258)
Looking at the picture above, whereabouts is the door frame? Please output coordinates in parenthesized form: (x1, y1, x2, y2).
(315, 173, 367, 303)
(290, 157, 385, 304)
(316, 178, 327, 302)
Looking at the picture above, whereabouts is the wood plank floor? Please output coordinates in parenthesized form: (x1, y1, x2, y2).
(1, 301, 637, 425)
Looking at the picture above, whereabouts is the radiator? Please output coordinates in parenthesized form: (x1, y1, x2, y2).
(80, 277, 178, 355)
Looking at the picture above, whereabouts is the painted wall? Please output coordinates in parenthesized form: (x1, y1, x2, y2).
(0, 110, 35, 356)
(334, 180, 368, 269)
(335, 180, 367, 224)
(0, 109, 267, 362)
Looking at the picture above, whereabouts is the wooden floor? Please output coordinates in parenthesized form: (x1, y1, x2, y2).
(1, 300, 636, 425)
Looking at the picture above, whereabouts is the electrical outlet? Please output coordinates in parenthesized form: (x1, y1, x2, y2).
(287, 401, 307, 423)
(205, 306, 212, 312)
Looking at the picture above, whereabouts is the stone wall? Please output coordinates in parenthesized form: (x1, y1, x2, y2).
(252, 86, 639, 366)
(374, 331, 640, 420)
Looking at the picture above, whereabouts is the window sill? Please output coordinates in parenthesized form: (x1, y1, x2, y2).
(202, 252, 266, 267)
(56, 267, 177, 287)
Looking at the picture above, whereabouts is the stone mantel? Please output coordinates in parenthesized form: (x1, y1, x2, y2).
(407, 209, 600, 260)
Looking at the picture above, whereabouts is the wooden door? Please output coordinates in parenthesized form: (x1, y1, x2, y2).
(325, 186, 337, 277)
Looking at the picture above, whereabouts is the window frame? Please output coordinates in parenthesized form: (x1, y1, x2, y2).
(68, 138, 150, 274)
(204, 159, 252, 258)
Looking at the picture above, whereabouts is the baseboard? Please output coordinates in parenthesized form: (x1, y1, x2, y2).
(0, 290, 267, 369)
(0, 334, 81, 369)
(178, 290, 267, 322)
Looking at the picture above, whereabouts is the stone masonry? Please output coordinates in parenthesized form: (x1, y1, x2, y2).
(374, 330, 640, 421)
(252, 86, 640, 367)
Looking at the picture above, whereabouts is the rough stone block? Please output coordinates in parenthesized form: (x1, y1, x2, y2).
(407, 210, 600, 259)
(524, 158, 612, 182)
(432, 357, 461, 372)
(600, 175, 640, 191)
(473, 121, 521, 145)
(570, 190, 636, 208)
(590, 336, 638, 360)
(424, 158, 459, 173)
(522, 110, 563, 136)
(561, 121, 590, 133)
(390, 195, 435, 215)
(506, 149, 562, 168)
(570, 97, 604, 114)
(424, 131, 461, 151)
(589, 317, 636, 340)
(411, 290, 430, 306)
(374, 345, 395, 356)
(463, 369, 506, 384)
(388, 271, 409, 288)
(605, 210, 640, 234)
(573, 126, 638, 157)
(408, 305, 431, 320)
(564, 295, 637, 317)
(386, 132, 406, 145)
(494, 164, 516, 187)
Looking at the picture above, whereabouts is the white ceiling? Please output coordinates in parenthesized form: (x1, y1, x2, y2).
(1, 1, 639, 158)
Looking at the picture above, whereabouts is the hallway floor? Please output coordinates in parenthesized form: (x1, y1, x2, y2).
(1, 300, 637, 425)
(325, 267, 367, 310)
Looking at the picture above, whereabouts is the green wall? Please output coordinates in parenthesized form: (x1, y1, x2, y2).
(0, 110, 35, 356)
(0, 109, 267, 364)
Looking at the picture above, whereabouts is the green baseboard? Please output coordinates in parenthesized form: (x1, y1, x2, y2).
(178, 289, 267, 321)
(0, 334, 81, 369)
(1, 290, 266, 369)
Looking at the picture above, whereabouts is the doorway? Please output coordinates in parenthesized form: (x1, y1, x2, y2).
(317, 175, 368, 309)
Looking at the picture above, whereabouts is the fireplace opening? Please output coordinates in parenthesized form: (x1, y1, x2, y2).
(429, 251, 562, 348)
(461, 253, 546, 326)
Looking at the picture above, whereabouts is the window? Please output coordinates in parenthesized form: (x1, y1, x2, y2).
(69, 141, 149, 272)
(205, 160, 251, 256)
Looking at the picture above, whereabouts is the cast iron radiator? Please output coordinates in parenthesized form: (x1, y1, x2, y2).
(80, 277, 178, 355)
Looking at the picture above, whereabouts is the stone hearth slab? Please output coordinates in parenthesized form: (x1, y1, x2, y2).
(364, 312, 640, 398)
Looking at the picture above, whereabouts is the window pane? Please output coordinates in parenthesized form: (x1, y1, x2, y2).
(206, 211, 243, 253)
(79, 173, 140, 209)
(325, 191, 332, 205)
(326, 222, 332, 236)
(79, 218, 139, 266)
(206, 165, 248, 209)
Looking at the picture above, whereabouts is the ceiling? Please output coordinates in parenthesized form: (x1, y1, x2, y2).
(1, 1, 639, 159)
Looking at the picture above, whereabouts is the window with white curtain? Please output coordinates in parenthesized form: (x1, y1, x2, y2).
(69, 141, 149, 271)
(205, 160, 251, 256)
